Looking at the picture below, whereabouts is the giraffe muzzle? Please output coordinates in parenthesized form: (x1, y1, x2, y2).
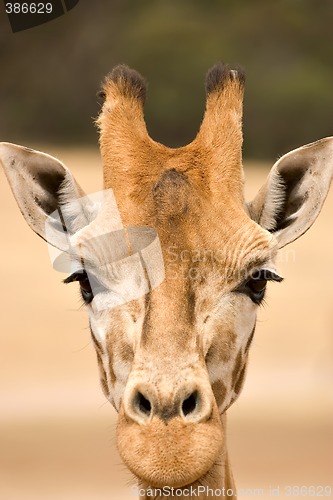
(117, 375, 223, 488)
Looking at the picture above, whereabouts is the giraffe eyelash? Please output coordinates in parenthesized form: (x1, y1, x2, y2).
(64, 269, 106, 305)
(248, 269, 283, 283)
(236, 269, 283, 305)
(63, 269, 88, 284)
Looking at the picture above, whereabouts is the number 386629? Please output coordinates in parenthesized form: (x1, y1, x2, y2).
(5, 3, 53, 14)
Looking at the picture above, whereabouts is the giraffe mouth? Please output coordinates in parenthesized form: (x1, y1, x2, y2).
(116, 404, 224, 488)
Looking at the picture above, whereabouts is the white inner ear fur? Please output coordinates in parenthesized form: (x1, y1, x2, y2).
(258, 170, 286, 231)
(57, 172, 102, 234)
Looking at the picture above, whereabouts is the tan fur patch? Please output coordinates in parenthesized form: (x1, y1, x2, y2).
(119, 341, 134, 364)
(96, 350, 109, 397)
(234, 363, 247, 396)
(231, 350, 243, 387)
(212, 380, 227, 408)
(108, 347, 116, 386)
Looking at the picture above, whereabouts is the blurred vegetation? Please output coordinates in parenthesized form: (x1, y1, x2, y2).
(0, 0, 332, 158)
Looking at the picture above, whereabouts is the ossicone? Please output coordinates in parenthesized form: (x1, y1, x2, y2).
(98, 64, 147, 105)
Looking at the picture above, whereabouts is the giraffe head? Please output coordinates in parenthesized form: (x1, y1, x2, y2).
(1, 64, 332, 490)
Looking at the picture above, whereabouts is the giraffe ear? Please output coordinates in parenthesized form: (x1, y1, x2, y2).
(0, 143, 85, 247)
(247, 138, 333, 248)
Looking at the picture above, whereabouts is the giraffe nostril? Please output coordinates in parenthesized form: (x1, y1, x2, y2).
(135, 392, 152, 417)
(127, 385, 209, 423)
(181, 391, 199, 417)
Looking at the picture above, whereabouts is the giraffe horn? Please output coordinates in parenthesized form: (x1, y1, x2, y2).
(96, 65, 151, 183)
(195, 63, 245, 191)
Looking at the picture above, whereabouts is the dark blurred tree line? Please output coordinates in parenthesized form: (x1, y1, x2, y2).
(0, 0, 332, 159)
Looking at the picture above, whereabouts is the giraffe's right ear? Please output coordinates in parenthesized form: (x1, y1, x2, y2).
(0, 143, 85, 247)
(247, 138, 333, 248)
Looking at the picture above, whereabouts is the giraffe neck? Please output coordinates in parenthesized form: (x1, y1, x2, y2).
(138, 415, 236, 499)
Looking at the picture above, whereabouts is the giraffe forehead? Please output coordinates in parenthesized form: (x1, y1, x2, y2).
(162, 224, 276, 289)
(151, 174, 276, 280)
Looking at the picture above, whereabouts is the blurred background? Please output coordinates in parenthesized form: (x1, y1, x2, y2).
(0, 0, 333, 158)
(0, 1, 332, 499)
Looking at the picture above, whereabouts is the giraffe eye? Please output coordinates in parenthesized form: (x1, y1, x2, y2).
(63, 270, 94, 304)
(237, 269, 283, 305)
(79, 275, 94, 303)
(246, 274, 267, 303)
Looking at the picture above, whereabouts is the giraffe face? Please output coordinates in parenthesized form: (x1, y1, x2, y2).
(63, 178, 279, 488)
(2, 63, 332, 491)
(84, 225, 278, 415)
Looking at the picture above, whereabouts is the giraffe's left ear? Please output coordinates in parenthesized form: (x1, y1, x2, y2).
(247, 137, 333, 248)
(0, 142, 85, 249)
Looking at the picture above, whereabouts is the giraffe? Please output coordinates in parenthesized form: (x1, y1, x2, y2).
(1, 64, 332, 499)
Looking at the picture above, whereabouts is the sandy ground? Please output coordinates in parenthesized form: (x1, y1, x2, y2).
(0, 147, 332, 499)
